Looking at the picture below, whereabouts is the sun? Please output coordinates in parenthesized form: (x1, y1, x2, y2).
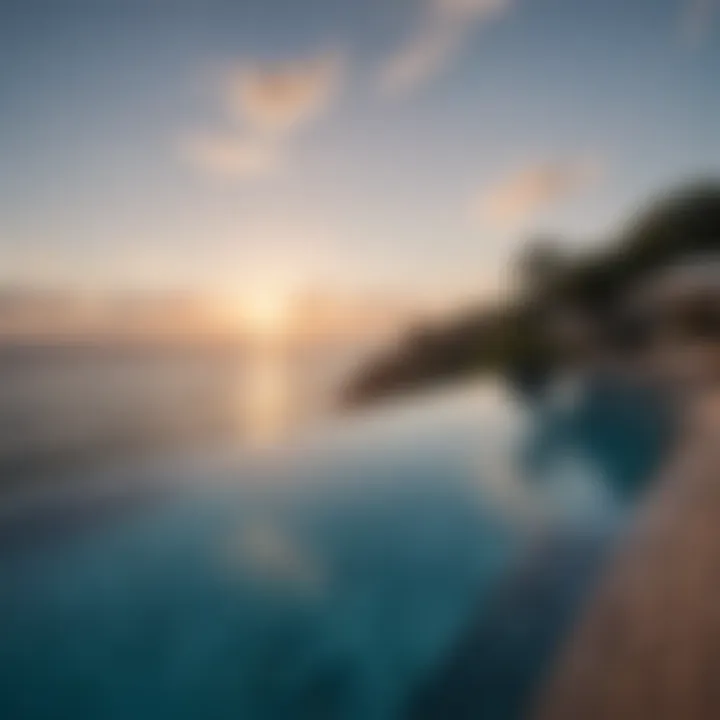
(242, 290, 290, 336)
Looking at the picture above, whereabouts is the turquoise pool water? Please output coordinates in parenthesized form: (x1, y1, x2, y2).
(0, 381, 669, 720)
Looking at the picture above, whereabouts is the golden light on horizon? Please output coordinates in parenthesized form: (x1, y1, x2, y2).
(241, 289, 291, 337)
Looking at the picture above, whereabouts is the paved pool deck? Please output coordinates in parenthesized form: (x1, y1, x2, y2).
(534, 392, 720, 719)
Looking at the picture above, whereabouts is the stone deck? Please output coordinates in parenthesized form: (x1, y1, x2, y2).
(534, 394, 720, 719)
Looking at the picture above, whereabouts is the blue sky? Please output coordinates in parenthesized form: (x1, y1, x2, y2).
(0, 0, 718, 304)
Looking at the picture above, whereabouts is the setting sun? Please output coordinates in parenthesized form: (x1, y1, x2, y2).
(241, 290, 291, 337)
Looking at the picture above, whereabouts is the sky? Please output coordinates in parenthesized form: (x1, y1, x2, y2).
(0, 0, 718, 316)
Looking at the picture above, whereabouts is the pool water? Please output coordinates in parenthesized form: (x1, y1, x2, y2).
(0, 381, 670, 720)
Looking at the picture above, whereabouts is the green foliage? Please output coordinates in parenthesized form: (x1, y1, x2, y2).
(556, 180, 720, 311)
(344, 180, 720, 406)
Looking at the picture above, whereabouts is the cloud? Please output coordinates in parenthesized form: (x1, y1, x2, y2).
(180, 132, 280, 179)
(180, 52, 344, 179)
(225, 53, 344, 135)
(681, 0, 717, 46)
(472, 159, 601, 230)
(379, 0, 510, 95)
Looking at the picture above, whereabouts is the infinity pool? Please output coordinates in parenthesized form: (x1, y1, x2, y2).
(0, 381, 670, 720)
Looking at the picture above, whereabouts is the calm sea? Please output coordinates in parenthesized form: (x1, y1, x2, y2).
(0, 342, 367, 492)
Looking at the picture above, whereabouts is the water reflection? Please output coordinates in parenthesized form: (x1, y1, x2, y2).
(522, 371, 674, 500)
(0, 342, 342, 485)
(241, 341, 294, 449)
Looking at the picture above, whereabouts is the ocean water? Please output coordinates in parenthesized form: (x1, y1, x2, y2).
(0, 343, 362, 489)
(0, 352, 671, 720)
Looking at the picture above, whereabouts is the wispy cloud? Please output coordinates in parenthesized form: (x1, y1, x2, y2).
(181, 52, 344, 179)
(180, 132, 281, 179)
(681, 0, 717, 46)
(379, 0, 511, 96)
(225, 53, 343, 135)
(472, 159, 602, 230)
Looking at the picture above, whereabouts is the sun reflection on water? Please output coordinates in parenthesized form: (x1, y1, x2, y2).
(241, 340, 294, 449)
